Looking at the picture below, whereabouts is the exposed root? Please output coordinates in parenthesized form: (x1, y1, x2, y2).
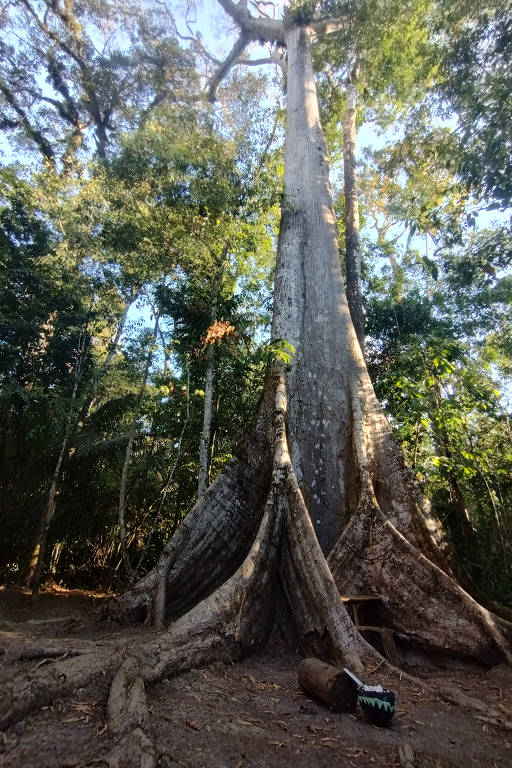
(0, 387, 284, 732)
(103, 656, 156, 768)
(348, 368, 452, 572)
(3, 360, 510, 742)
(281, 471, 370, 675)
(450, 569, 512, 624)
(437, 682, 512, 731)
(329, 504, 512, 664)
(0, 645, 116, 730)
(268, 374, 373, 674)
(0, 635, 86, 664)
(350, 362, 512, 628)
(0, 376, 369, 733)
(18, 648, 78, 662)
(109, 383, 275, 626)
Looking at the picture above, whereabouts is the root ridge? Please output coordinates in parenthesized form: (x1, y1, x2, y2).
(103, 656, 156, 768)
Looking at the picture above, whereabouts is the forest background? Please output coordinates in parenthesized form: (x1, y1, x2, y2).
(1, 0, 511, 606)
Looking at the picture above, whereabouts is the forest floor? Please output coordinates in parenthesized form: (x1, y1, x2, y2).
(1, 586, 511, 768)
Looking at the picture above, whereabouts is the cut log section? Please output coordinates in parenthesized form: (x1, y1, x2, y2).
(297, 657, 358, 712)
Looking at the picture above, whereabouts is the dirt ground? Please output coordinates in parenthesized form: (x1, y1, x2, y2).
(1, 587, 511, 767)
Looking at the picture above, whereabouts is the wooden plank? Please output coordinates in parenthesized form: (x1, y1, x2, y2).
(356, 625, 387, 632)
(340, 595, 383, 603)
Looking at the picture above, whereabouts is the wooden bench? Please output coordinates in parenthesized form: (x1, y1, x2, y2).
(341, 595, 400, 667)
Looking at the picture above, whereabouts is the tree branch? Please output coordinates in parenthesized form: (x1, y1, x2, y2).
(237, 57, 274, 65)
(19, 0, 110, 155)
(310, 16, 348, 38)
(249, 0, 273, 19)
(155, 1, 219, 65)
(236, 46, 286, 75)
(47, 56, 81, 125)
(216, 0, 251, 26)
(0, 79, 55, 165)
(216, 0, 284, 42)
(209, 0, 287, 99)
(208, 33, 249, 101)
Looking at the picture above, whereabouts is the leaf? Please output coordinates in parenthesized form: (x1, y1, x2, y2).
(261, 338, 296, 365)
(398, 742, 415, 768)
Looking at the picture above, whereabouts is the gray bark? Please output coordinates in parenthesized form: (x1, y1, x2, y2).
(343, 70, 365, 353)
(272, 25, 361, 554)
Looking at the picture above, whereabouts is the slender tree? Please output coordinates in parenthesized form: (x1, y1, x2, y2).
(343, 59, 365, 352)
(117, 308, 161, 582)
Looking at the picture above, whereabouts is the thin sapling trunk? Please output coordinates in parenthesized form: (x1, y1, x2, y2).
(118, 310, 160, 582)
(343, 64, 365, 354)
(197, 328, 216, 498)
(23, 327, 90, 595)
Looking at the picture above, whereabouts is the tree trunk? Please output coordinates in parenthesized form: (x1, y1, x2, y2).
(343, 67, 365, 355)
(273, 25, 360, 555)
(197, 330, 215, 498)
(111, 24, 512, 669)
(431, 383, 477, 555)
(136, 368, 191, 573)
(118, 311, 160, 582)
(22, 433, 71, 593)
(79, 289, 138, 424)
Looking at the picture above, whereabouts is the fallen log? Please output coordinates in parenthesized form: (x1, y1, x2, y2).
(298, 658, 357, 712)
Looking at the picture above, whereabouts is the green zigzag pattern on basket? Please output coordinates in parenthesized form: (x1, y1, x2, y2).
(358, 696, 395, 712)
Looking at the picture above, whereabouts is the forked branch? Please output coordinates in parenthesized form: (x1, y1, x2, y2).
(208, 34, 249, 100)
(216, 0, 284, 41)
(237, 45, 287, 75)
(210, 1, 348, 99)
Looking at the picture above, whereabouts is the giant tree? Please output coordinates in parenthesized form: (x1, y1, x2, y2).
(115, 0, 512, 655)
(2, 1, 511, 760)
